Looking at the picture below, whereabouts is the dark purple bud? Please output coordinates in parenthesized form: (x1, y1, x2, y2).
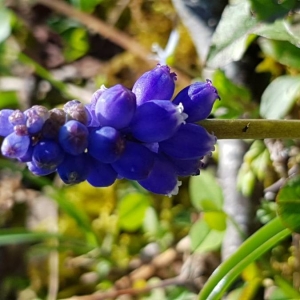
(1, 132, 30, 158)
(0, 109, 14, 136)
(88, 126, 125, 163)
(59, 120, 89, 155)
(172, 80, 220, 122)
(32, 140, 65, 169)
(9, 110, 26, 126)
(42, 108, 66, 139)
(130, 100, 187, 143)
(95, 84, 136, 130)
(112, 141, 155, 180)
(57, 153, 90, 184)
(132, 65, 176, 105)
(14, 124, 28, 136)
(25, 106, 49, 134)
(64, 100, 90, 125)
(87, 157, 117, 187)
(159, 123, 216, 160)
(138, 154, 181, 196)
(27, 161, 57, 176)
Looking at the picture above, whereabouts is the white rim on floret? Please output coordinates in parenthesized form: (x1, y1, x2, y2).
(176, 102, 188, 124)
(168, 180, 182, 197)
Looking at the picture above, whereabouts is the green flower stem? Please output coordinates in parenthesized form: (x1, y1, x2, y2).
(198, 217, 291, 300)
(198, 119, 300, 139)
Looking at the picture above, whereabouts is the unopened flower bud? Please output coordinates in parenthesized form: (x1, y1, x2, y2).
(95, 84, 136, 130)
(173, 80, 220, 122)
(132, 65, 176, 106)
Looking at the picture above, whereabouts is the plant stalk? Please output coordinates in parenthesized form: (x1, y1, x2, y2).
(198, 119, 300, 139)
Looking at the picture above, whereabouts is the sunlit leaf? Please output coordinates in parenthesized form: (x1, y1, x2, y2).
(206, 1, 257, 68)
(118, 192, 150, 231)
(189, 170, 223, 212)
(203, 211, 227, 231)
(260, 75, 300, 119)
(190, 219, 224, 253)
(254, 19, 300, 47)
(0, 8, 11, 43)
(277, 175, 300, 233)
(259, 38, 300, 69)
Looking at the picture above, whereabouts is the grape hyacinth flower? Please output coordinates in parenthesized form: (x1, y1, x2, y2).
(0, 65, 219, 196)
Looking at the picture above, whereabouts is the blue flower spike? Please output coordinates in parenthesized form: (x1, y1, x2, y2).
(0, 65, 218, 196)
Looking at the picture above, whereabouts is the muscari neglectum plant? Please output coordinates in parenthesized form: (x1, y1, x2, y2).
(1, 63, 300, 300)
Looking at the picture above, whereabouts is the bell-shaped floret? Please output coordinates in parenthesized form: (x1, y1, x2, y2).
(42, 108, 66, 140)
(32, 140, 65, 169)
(27, 161, 57, 176)
(18, 145, 34, 162)
(159, 123, 216, 160)
(0, 109, 14, 136)
(59, 120, 89, 155)
(172, 80, 220, 122)
(87, 156, 117, 187)
(169, 157, 203, 177)
(85, 86, 107, 128)
(138, 154, 181, 196)
(95, 84, 136, 130)
(88, 126, 125, 163)
(130, 100, 187, 143)
(132, 65, 176, 105)
(1, 132, 30, 159)
(64, 100, 90, 125)
(57, 153, 90, 184)
(112, 141, 155, 180)
(25, 106, 49, 135)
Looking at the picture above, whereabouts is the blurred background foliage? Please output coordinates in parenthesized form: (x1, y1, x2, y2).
(0, 0, 300, 299)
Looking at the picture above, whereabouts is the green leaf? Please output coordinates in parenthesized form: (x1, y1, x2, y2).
(206, 1, 257, 68)
(189, 170, 223, 212)
(0, 91, 18, 109)
(254, 20, 300, 47)
(118, 192, 150, 231)
(250, 0, 298, 22)
(212, 70, 252, 119)
(0, 230, 57, 246)
(198, 217, 291, 300)
(62, 27, 89, 62)
(70, 0, 104, 13)
(277, 175, 300, 233)
(260, 75, 300, 119)
(0, 8, 11, 44)
(203, 212, 227, 231)
(143, 206, 159, 236)
(259, 38, 300, 69)
(190, 219, 224, 253)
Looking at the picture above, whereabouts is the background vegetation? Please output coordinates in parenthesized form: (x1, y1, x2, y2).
(0, 0, 300, 299)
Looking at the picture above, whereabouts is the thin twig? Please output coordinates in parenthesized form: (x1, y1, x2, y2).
(62, 276, 185, 300)
(34, 0, 191, 85)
